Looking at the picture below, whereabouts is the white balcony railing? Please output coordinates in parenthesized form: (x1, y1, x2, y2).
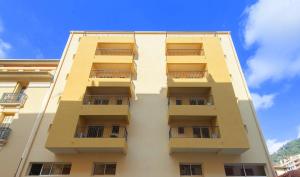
(0, 93, 27, 106)
(169, 126, 220, 139)
(83, 95, 130, 106)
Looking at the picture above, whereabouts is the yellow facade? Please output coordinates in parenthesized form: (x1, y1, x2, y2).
(0, 32, 275, 177)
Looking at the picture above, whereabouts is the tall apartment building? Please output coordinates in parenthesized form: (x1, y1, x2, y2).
(0, 31, 275, 177)
(0, 60, 58, 177)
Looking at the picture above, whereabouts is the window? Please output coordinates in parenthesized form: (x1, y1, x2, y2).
(1, 114, 14, 125)
(87, 126, 104, 137)
(116, 99, 123, 105)
(28, 163, 71, 176)
(94, 99, 109, 105)
(93, 163, 116, 175)
(224, 164, 266, 176)
(176, 99, 182, 105)
(111, 126, 120, 137)
(180, 164, 202, 176)
(190, 98, 205, 105)
(178, 127, 185, 134)
(193, 127, 210, 138)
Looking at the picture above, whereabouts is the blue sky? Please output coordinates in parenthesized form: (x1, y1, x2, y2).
(0, 0, 300, 154)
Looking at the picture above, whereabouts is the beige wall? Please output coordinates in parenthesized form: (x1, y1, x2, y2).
(14, 32, 274, 177)
(0, 82, 53, 177)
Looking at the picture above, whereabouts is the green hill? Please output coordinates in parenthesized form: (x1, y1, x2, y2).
(271, 138, 300, 163)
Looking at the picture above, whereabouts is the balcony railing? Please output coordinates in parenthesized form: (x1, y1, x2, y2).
(168, 95, 213, 105)
(95, 48, 134, 55)
(167, 49, 204, 56)
(0, 124, 11, 143)
(0, 93, 27, 105)
(83, 95, 130, 105)
(75, 126, 127, 140)
(168, 71, 207, 79)
(89, 69, 131, 79)
(169, 126, 220, 139)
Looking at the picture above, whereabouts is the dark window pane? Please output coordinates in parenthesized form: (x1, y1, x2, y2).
(191, 165, 202, 175)
(94, 164, 105, 175)
(178, 127, 185, 134)
(190, 99, 197, 105)
(224, 165, 244, 176)
(197, 99, 205, 105)
(51, 164, 63, 175)
(193, 128, 201, 138)
(244, 164, 266, 176)
(180, 164, 191, 175)
(176, 99, 182, 105)
(105, 164, 116, 175)
(116, 99, 123, 105)
(102, 99, 109, 105)
(40, 163, 52, 175)
(201, 127, 210, 138)
(111, 126, 120, 137)
(29, 163, 43, 176)
(62, 164, 71, 175)
(87, 126, 104, 137)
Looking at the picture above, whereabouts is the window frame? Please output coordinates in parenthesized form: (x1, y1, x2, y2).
(93, 163, 117, 175)
(28, 162, 71, 176)
(224, 163, 266, 176)
(180, 163, 203, 176)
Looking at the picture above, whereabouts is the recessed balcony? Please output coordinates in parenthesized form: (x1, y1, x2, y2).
(166, 43, 205, 63)
(0, 93, 27, 107)
(167, 63, 208, 87)
(169, 125, 223, 153)
(94, 43, 135, 63)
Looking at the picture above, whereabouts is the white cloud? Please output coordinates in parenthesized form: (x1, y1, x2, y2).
(251, 92, 276, 110)
(267, 139, 290, 154)
(243, 0, 300, 87)
(0, 18, 11, 58)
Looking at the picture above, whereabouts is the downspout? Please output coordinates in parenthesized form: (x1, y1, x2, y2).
(14, 32, 74, 177)
(227, 34, 276, 177)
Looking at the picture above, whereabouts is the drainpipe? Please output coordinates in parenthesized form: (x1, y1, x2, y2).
(14, 33, 74, 177)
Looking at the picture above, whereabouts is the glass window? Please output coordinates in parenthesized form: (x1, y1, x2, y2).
(93, 163, 116, 175)
(28, 163, 71, 176)
(176, 99, 182, 105)
(111, 126, 120, 137)
(178, 127, 185, 134)
(201, 127, 210, 138)
(224, 164, 266, 176)
(116, 99, 123, 105)
(193, 128, 201, 138)
(244, 164, 266, 176)
(87, 126, 104, 137)
(180, 164, 202, 176)
(28, 163, 43, 176)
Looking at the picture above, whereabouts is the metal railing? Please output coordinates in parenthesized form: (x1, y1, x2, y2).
(167, 49, 204, 56)
(89, 69, 131, 78)
(95, 48, 134, 55)
(0, 93, 28, 105)
(75, 126, 127, 140)
(168, 95, 214, 105)
(0, 124, 11, 141)
(168, 71, 207, 79)
(83, 95, 130, 105)
(169, 126, 220, 139)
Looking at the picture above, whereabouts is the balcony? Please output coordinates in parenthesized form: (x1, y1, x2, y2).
(168, 95, 216, 120)
(80, 95, 130, 121)
(88, 69, 134, 94)
(169, 126, 223, 153)
(46, 117, 128, 153)
(0, 124, 11, 145)
(166, 49, 204, 56)
(166, 43, 205, 63)
(94, 43, 135, 63)
(0, 93, 27, 107)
